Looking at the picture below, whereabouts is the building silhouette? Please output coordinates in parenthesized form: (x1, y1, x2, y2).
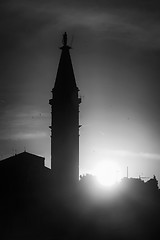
(49, 32, 81, 193)
(0, 33, 81, 238)
(0, 32, 81, 202)
(1, 32, 160, 240)
(0, 151, 50, 200)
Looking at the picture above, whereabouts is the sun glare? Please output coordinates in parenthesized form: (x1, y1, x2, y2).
(94, 161, 121, 187)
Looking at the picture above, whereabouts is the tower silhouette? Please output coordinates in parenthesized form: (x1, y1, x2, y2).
(49, 32, 81, 193)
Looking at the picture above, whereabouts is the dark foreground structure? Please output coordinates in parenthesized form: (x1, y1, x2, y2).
(0, 33, 160, 240)
(0, 151, 160, 240)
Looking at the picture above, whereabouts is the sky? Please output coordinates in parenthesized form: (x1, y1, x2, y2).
(1, 0, 160, 184)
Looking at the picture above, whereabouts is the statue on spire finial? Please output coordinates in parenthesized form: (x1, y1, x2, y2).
(62, 32, 67, 46)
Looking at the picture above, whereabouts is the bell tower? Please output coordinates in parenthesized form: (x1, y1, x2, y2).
(49, 33, 81, 192)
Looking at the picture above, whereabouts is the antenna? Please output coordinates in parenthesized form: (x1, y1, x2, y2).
(127, 166, 128, 178)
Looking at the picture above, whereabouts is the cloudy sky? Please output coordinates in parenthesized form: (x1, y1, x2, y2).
(1, 0, 160, 183)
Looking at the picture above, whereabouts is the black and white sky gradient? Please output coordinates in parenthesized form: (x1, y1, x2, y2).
(1, 0, 160, 182)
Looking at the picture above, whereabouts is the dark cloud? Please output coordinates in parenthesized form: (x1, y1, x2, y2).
(20, 0, 160, 12)
(0, 1, 57, 55)
(0, 0, 160, 54)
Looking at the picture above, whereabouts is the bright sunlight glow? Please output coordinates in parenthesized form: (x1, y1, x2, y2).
(93, 161, 122, 187)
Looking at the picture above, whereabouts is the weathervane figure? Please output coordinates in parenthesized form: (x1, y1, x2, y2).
(62, 32, 67, 46)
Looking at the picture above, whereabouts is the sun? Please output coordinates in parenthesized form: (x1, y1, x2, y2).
(93, 161, 121, 187)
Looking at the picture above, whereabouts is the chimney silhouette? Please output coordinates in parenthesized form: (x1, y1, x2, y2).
(49, 32, 81, 192)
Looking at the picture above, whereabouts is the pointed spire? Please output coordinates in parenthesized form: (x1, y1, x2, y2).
(53, 32, 78, 93)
